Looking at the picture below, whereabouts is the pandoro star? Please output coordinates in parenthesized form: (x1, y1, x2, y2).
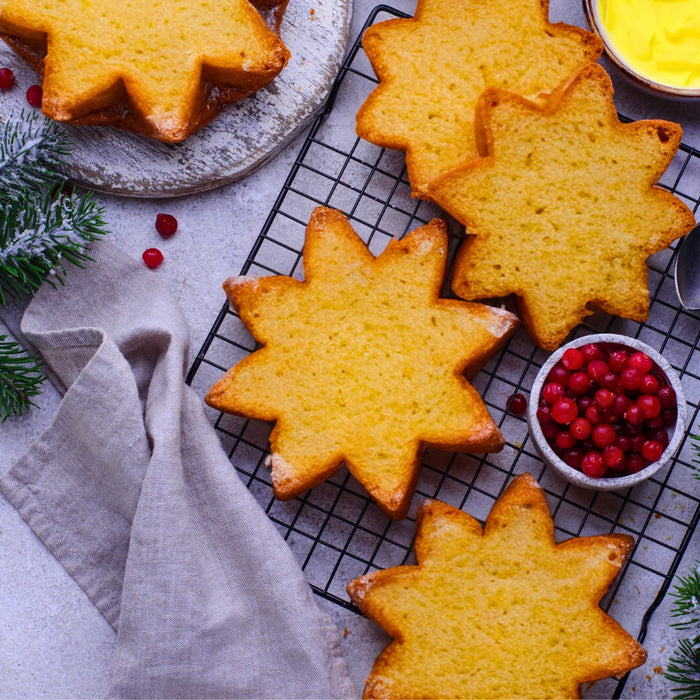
(356, 0, 602, 197)
(205, 207, 518, 519)
(0, 0, 290, 141)
(348, 473, 647, 698)
(430, 63, 696, 350)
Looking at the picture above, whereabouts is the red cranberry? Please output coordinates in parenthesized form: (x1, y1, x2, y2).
(645, 415, 664, 429)
(641, 440, 664, 462)
(585, 405, 605, 425)
(592, 423, 616, 449)
(599, 371, 620, 391)
(627, 455, 646, 474)
(608, 349, 629, 373)
(541, 422, 559, 441)
(0, 67, 15, 90)
(630, 433, 646, 453)
(581, 343, 603, 363)
(615, 434, 633, 453)
(570, 416, 592, 440)
(587, 359, 609, 382)
(142, 248, 164, 269)
(628, 351, 653, 374)
(640, 374, 659, 394)
(561, 348, 584, 370)
(568, 371, 591, 396)
(657, 386, 677, 408)
(155, 213, 178, 237)
(552, 397, 578, 424)
(594, 388, 615, 409)
(555, 431, 576, 449)
(26, 84, 42, 108)
(662, 407, 678, 427)
(611, 393, 631, 417)
(620, 367, 643, 391)
(581, 451, 606, 477)
(637, 394, 661, 419)
(536, 404, 553, 424)
(647, 428, 670, 449)
(624, 404, 646, 426)
(562, 448, 583, 468)
(543, 382, 566, 405)
(602, 445, 625, 470)
(577, 395, 594, 413)
(547, 363, 571, 387)
(507, 393, 527, 415)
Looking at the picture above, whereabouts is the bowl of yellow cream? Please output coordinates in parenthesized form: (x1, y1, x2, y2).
(583, 0, 700, 99)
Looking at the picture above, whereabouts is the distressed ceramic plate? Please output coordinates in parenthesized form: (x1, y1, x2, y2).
(0, 0, 352, 198)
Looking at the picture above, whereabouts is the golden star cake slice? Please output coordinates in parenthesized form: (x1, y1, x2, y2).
(356, 0, 602, 197)
(0, 0, 290, 141)
(205, 206, 518, 519)
(347, 472, 647, 698)
(428, 63, 696, 350)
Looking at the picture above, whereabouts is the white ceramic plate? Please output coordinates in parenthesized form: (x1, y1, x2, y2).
(0, 0, 352, 198)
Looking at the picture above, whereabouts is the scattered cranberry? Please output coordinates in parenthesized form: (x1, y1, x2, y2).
(142, 248, 164, 268)
(535, 341, 678, 479)
(155, 213, 178, 237)
(0, 67, 15, 90)
(26, 84, 42, 108)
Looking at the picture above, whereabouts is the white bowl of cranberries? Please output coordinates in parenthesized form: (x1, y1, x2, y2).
(527, 334, 687, 490)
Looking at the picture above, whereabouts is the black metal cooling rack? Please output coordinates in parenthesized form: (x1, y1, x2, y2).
(187, 5, 700, 696)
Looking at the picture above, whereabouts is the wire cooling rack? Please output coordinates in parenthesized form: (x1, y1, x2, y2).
(187, 5, 700, 696)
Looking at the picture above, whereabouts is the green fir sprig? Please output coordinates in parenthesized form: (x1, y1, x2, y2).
(664, 433, 700, 699)
(0, 334, 45, 421)
(0, 108, 108, 421)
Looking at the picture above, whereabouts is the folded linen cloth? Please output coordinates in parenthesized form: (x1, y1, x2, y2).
(0, 241, 356, 698)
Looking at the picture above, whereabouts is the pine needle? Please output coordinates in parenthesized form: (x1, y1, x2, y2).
(0, 109, 109, 419)
(0, 334, 45, 421)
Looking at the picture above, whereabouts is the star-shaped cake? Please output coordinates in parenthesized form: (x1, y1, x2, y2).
(429, 63, 696, 350)
(348, 473, 647, 698)
(356, 0, 602, 197)
(205, 207, 518, 519)
(0, 0, 290, 141)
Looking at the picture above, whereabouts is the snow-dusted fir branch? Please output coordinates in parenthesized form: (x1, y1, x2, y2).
(0, 108, 108, 420)
(0, 109, 71, 194)
(0, 187, 106, 305)
(665, 564, 700, 699)
(664, 434, 700, 699)
(0, 334, 45, 421)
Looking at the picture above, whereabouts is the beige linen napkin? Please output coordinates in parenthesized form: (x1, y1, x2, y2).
(0, 241, 355, 699)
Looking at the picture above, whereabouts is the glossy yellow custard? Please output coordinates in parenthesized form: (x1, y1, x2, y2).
(595, 0, 700, 90)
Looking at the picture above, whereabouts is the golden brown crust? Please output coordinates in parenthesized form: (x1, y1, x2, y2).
(356, 0, 602, 197)
(429, 63, 696, 350)
(206, 206, 518, 519)
(0, 0, 290, 142)
(347, 473, 647, 698)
